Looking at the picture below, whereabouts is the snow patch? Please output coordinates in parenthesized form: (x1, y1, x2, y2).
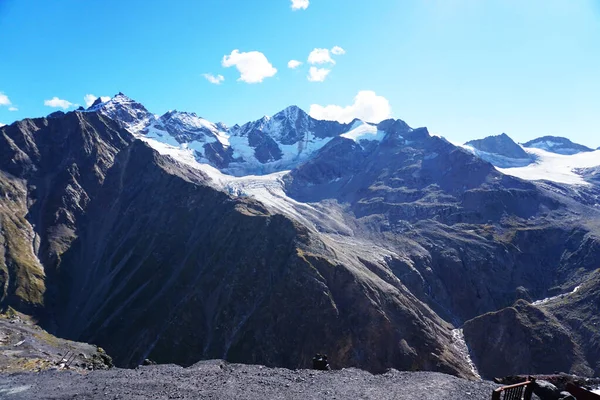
(451, 328, 481, 380)
(341, 121, 385, 143)
(532, 285, 582, 306)
(525, 139, 588, 155)
(497, 148, 600, 185)
(224, 129, 333, 176)
(136, 135, 337, 230)
(461, 145, 533, 168)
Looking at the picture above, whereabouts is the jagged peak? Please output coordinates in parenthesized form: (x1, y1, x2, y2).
(376, 118, 411, 134)
(271, 105, 308, 121)
(86, 92, 143, 111)
(349, 118, 365, 127)
(112, 92, 134, 102)
(160, 110, 198, 120)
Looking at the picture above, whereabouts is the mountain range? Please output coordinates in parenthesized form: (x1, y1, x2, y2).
(1, 93, 599, 380)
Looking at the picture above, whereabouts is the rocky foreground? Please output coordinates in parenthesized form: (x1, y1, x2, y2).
(0, 360, 497, 399)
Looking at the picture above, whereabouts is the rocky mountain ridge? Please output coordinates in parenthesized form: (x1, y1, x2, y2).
(1, 94, 600, 380)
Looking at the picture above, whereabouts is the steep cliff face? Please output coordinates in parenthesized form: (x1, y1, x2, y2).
(0, 112, 133, 313)
(463, 300, 587, 379)
(463, 270, 600, 379)
(0, 172, 45, 312)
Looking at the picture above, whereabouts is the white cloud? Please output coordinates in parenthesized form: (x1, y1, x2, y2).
(0, 123, 5, 127)
(222, 50, 277, 83)
(308, 48, 335, 65)
(307, 67, 331, 82)
(331, 46, 346, 55)
(309, 90, 392, 123)
(0, 92, 12, 106)
(44, 97, 74, 109)
(287, 60, 302, 69)
(84, 94, 96, 107)
(8, 106, 18, 111)
(291, 0, 309, 10)
(202, 73, 225, 85)
(84, 94, 111, 107)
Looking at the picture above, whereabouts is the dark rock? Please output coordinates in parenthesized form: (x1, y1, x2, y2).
(47, 111, 65, 118)
(463, 300, 586, 379)
(533, 379, 563, 400)
(89, 96, 105, 109)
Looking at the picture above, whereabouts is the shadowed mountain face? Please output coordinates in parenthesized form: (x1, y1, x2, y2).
(464, 270, 600, 379)
(0, 112, 133, 313)
(1, 97, 600, 379)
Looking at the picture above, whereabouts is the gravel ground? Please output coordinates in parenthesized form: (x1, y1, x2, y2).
(0, 359, 498, 399)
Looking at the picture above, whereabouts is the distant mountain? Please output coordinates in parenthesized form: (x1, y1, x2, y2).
(89, 95, 357, 176)
(464, 133, 534, 168)
(522, 136, 594, 155)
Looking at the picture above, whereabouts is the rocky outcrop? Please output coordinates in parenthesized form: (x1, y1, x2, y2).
(546, 271, 600, 376)
(464, 270, 600, 379)
(463, 300, 586, 379)
(0, 310, 112, 373)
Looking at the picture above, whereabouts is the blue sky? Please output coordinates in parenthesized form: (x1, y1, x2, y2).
(1, 0, 599, 147)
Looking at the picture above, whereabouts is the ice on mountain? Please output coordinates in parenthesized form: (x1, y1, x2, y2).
(340, 121, 386, 143)
(498, 148, 600, 185)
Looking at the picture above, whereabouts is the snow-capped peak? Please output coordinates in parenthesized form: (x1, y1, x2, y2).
(272, 105, 307, 121)
(522, 136, 593, 155)
(463, 132, 534, 168)
(155, 110, 229, 146)
(340, 120, 385, 143)
(87, 92, 154, 133)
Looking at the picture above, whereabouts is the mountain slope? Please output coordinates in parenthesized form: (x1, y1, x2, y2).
(464, 269, 600, 378)
(283, 120, 600, 329)
(0, 112, 133, 314)
(0, 108, 474, 377)
(1, 94, 600, 380)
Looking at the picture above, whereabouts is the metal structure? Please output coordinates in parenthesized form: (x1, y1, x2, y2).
(491, 380, 534, 400)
